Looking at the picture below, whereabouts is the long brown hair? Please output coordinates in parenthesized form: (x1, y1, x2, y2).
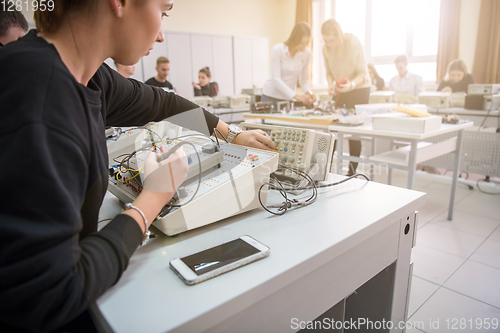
(444, 59, 468, 81)
(34, 0, 98, 33)
(284, 22, 311, 50)
(321, 19, 345, 55)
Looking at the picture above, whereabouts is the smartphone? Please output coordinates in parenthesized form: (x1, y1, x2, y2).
(169, 235, 270, 285)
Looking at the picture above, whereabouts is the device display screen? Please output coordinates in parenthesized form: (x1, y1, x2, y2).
(181, 239, 260, 276)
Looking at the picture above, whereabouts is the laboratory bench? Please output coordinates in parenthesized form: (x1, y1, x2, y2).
(97, 174, 425, 333)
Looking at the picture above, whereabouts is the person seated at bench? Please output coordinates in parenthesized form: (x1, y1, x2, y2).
(437, 59, 474, 93)
(193, 67, 218, 97)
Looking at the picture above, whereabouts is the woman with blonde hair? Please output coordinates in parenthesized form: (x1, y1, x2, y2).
(262, 22, 316, 107)
(322, 19, 370, 175)
(437, 59, 474, 93)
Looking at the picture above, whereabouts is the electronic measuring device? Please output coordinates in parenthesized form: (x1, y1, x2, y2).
(239, 123, 335, 192)
(108, 137, 279, 235)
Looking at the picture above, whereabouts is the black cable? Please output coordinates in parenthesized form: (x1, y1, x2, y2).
(213, 128, 229, 143)
(127, 126, 163, 142)
(478, 103, 495, 131)
(275, 173, 370, 191)
(258, 164, 318, 215)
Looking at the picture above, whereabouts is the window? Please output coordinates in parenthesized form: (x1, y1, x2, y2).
(312, 0, 441, 86)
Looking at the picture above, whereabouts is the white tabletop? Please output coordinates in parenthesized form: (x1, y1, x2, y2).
(97, 174, 425, 333)
(329, 122, 473, 140)
(428, 107, 500, 117)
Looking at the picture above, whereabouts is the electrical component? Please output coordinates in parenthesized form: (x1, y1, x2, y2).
(468, 84, 500, 95)
(369, 91, 396, 103)
(418, 92, 451, 109)
(239, 122, 335, 193)
(229, 95, 251, 108)
(108, 138, 279, 235)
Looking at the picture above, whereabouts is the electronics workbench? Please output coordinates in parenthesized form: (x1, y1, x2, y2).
(97, 173, 425, 333)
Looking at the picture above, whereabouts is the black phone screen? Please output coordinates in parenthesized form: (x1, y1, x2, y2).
(181, 239, 260, 276)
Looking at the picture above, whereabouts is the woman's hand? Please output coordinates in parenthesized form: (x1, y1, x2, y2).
(442, 86, 453, 93)
(122, 147, 189, 232)
(336, 80, 354, 93)
(232, 129, 276, 151)
(306, 92, 317, 104)
(294, 94, 312, 104)
(192, 82, 201, 90)
(142, 147, 189, 194)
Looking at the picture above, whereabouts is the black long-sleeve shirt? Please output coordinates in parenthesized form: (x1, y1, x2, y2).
(437, 73, 474, 93)
(194, 82, 219, 97)
(0, 30, 219, 332)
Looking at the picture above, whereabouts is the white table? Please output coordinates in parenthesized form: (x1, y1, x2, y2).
(97, 174, 425, 333)
(210, 106, 251, 124)
(243, 112, 335, 131)
(329, 122, 473, 220)
(428, 107, 500, 128)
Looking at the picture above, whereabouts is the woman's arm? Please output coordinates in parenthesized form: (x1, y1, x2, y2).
(437, 79, 448, 91)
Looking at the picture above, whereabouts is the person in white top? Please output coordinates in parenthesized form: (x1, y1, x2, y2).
(262, 22, 315, 107)
(389, 55, 424, 97)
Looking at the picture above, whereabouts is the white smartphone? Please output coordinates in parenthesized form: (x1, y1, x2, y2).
(169, 235, 270, 285)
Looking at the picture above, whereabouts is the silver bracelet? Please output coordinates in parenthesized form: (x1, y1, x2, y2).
(123, 203, 150, 245)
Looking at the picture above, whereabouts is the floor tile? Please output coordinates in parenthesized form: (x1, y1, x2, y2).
(489, 226, 500, 242)
(444, 260, 500, 308)
(415, 182, 472, 226)
(409, 287, 500, 333)
(407, 276, 440, 318)
(416, 224, 486, 258)
(430, 210, 500, 238)
(469, 238, 500, 269)
(454, 190, 500, 220)
(411, 245, 466, 285)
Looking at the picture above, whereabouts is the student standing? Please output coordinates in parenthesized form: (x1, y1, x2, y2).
(321, 19, 370, 175)
(261, 22, 316, 107)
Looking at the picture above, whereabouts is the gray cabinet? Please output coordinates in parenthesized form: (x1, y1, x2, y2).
(105, 32, 269, 97)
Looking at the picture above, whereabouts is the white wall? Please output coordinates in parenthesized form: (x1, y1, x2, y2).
(162, 0, 295, 63)
(459, 0, 481, 73)
(22, 0, 295, 84)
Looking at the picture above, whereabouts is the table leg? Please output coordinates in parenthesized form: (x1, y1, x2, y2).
(448, 130, 464, 220)
(369, 138, 376, 180)
(336, 133, 344, 174)
(407, 140, 418, 189)
(388, 168, 393, 185)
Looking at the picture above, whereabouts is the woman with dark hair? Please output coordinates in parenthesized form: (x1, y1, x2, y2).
(193, 66, 219, 97)
(261, 22, 316, 106)
(322, 19, 370, 176)
(0, 1, 274, 332)
(368, 63, 385, 91)
(437, 59, 474, 93)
